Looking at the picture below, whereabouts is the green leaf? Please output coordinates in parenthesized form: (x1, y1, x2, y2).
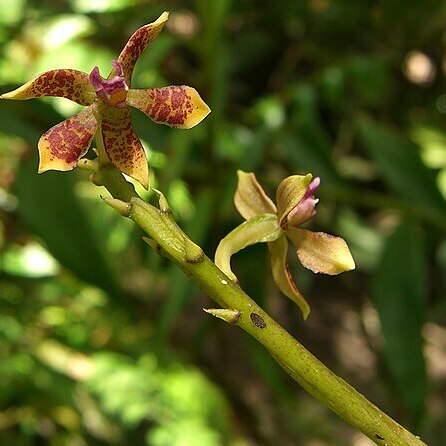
(357, 117, 446, 212)
(371, 222, 427, 423)
(1, 102, 120, 298)
(14, 159, 119, 297)
(280, 124, 341, 187)
(282, 83, 342, 187)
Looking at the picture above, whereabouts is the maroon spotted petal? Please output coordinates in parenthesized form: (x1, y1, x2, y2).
(1, 69, 95, 106)
(100, 105, 149, 189)
(38, 106, 98, 173)
(115, 12, 169, 86)
(127, 86, 211, 129)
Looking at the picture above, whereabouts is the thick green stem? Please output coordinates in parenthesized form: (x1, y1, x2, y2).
(97, 166, 427, 446)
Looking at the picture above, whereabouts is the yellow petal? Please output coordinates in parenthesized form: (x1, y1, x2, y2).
(1, 69, 95, 106)
(268, 236, 310, 319)
(276, 174, 313, 229)
(100, 105, 149, 189)
(116, 11, 169, 85)
(234, 171, 277, 220)
(127, 86, 211, 129)
(288, 228, 356, 275)
(215, 214, 282, 282)
(38, 107, 97, 173)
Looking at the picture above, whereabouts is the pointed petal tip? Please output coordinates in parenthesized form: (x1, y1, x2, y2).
(158, 11, 170, 22)
(122, 163, 149, 190)
(127, 86, 211, 129)
(117, 11, 171, 85)
(342, 254, 356, 272)
(0, 70, 95, 105)
(0, 88, 23, 100)
(139, 173, 150, 190)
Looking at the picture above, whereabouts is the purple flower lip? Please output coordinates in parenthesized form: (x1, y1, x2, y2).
(287, 177, 320, 227)
(89, 61, 129, 108)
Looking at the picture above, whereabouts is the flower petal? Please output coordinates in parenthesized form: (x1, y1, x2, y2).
(268, 236, 310, 319)
(215, 214, 282, 282)
(116, 11, 169, 85)
(127, 86, 211, 129)
(276, 174, 313, 229)
(288, 228, 356, 275)
(234, 171, 277, 220)
(100, 105, 149, 189)
(1, 69, 95, 105)
(38, 106, 98, 173)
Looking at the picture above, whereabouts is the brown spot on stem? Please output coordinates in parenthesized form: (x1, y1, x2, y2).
(250, 313, 266, 329)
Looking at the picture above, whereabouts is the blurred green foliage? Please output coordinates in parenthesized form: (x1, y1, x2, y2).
(0, 0, 445, 445)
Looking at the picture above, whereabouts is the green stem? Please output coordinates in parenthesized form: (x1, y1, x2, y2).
(97, 165, 427, 446)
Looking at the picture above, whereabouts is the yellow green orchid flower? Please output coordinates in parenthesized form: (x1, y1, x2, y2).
(215, 171, 355, 319)
(0, 12, 210, 189)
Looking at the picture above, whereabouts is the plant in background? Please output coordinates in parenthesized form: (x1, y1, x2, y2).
(0, 10, 428, 446)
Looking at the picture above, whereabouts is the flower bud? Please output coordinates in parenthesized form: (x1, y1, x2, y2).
(287, 177, 320, 227)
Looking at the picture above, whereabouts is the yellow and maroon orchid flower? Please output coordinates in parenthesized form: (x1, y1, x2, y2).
(215, 171, 355, 319)
(0, 12, 210, 189)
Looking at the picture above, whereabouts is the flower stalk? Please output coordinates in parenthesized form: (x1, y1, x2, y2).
(98, 163, 426, 446)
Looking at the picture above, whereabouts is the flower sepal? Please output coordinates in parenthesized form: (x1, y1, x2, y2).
(288, 228, 355, 275)
(215, 213, 283, 282)
(276, 174, 314, 229)
(268, 235, 310, 319)
(127, 86, 211, 129)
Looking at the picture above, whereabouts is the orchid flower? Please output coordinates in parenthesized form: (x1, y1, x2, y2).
(0, 12, 210, 189)
(215, 171, 355, 319)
